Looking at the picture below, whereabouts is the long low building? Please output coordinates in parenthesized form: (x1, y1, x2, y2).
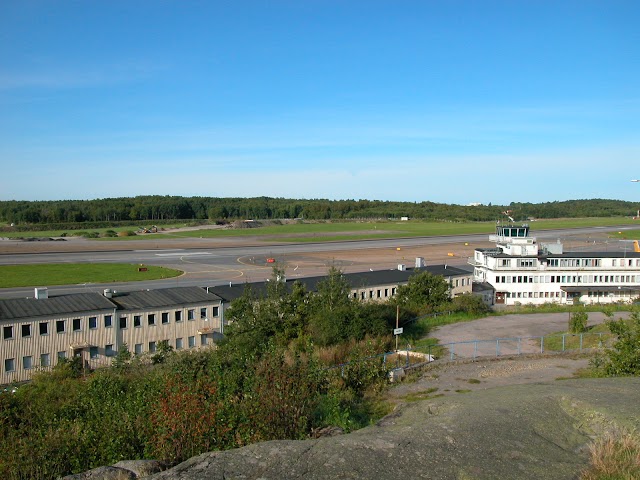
(0, 286, 224, 384)
(1, 263, 472, 385)
(470, 224, 640, 306)
(207, 262, 472, 305)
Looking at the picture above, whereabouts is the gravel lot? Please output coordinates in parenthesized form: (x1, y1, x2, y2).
(387, 311, 631, 403)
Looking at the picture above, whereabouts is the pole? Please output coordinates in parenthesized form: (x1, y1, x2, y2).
(395, 304, 399, 352)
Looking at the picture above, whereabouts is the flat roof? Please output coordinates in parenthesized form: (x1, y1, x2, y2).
(476, 249, 640, 259)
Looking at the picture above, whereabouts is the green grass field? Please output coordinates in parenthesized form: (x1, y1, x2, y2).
(2, 217, 639, 241)
(0, 264, 183, 288)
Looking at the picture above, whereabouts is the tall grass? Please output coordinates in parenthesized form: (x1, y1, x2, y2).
(581, 429, 640, 480)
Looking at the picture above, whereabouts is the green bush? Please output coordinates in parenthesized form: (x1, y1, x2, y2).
(600, 311, 640, 376)
(569, 311, 588, 333)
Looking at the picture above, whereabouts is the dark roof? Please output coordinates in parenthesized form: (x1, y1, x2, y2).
(208, 265, 471, 303)
(0, 293, 116, 321)
(472, 282, 495, 293)
(110, 286, 222, 311)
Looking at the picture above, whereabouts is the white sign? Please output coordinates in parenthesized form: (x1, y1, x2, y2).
(394, 327, 403, 335)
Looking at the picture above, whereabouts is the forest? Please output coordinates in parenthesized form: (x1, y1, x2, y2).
(0, 196, 638, 226)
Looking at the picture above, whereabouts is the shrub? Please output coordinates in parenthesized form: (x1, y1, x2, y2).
(569, 311, 588, 333)
(600, 311, 640, 376)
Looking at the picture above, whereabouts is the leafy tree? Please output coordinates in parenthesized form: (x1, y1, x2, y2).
(151, 340, 174, 365)
(449, 293, 491, 315)
(112, 343, 132, 371)
(307, 267, 360, 346)
(600, 311, 640, 376)
(393, 270, 450, 314)
(222, 266, 311, 358)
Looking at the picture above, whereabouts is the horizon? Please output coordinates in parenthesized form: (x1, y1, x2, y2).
(1, 1, 639, 204)
(0, 195, 637, 208)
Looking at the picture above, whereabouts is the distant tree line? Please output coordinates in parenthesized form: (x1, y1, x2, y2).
(0, 196, 638, 226)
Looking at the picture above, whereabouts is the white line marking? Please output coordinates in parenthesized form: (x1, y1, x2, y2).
(155, 252, 213, 257)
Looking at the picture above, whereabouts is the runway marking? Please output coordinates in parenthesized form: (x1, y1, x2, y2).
(135, 249, 184, 252)
(155, 252, 213, 257)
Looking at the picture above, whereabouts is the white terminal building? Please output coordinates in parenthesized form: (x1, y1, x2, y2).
(470, 224, 640, 306)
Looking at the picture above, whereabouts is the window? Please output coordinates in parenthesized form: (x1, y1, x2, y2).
(21, 324, 32, 338)
(149, 341, 157, 353)
(201, 335, 207, 346)
(148, 313, 156, 326)
(57, 351, 67, 360)
(39, 322, 49, 335)
(89, 317, 97, 329)
(40, 353, 50, 367)
(73, 319, 81, 332)
(104, 315, 113, 328)
(161, 312, 169, 324)
(134, 344, 143, 355)
(188, 309, 195, 321)
(89, 347, 98, 359)
(212, 306, 219, 317)
(188, 336, 196, 348)
(4, 358, 15, 372)
(200, 307, 207, 319)
(105, 344, 115, 357)
(134, 315, 142, 327)
(56, 320, 65, 333)
(175, 311, 182, 322)
(3, 326, 14, 340)
(23, 356, 33, 370)
(176, 338, 183, 350)
(119, 317, 127, 329)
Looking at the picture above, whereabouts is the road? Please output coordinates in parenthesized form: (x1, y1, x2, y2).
(0, 225, 635, 298)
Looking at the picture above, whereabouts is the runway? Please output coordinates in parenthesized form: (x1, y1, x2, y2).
(0, 226, 636, 299)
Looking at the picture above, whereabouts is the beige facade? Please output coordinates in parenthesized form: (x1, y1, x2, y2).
(1, 287, 224, 385)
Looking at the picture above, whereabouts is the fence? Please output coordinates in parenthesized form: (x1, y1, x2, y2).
(416, 332, 613, 363)
(327, 332, 614, 376)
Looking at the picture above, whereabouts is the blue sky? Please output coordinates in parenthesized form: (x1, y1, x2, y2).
(1, 1, 638, 205)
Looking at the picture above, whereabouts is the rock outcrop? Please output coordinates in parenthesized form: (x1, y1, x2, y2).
(146, 378, 640, 480)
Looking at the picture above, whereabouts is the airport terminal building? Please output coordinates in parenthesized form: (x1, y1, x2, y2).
(470, 225, 640, 306)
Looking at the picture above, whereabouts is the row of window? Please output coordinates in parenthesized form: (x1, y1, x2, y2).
(3, 335, 209, 373)
(494, 274, 640, 285)
(500, 290, 635, 300)
(353, 287, 397, 300)
(503, 291, 564, 299)
(2, 307, 220, 340)
(499, 258, 640, 268)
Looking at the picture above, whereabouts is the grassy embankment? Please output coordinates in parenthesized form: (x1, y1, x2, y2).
(0, 264, 182, 288)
